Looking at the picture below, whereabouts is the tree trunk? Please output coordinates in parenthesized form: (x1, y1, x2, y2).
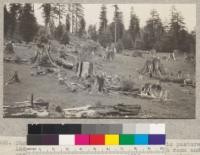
(59, 5, 61, 25)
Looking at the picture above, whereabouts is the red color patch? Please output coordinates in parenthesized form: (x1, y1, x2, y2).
(89, 134, 105, 145)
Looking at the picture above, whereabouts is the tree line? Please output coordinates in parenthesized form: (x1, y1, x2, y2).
(88, 5, 195, 54)
(4, 3, 86, 44)
(4, 3, 195, 54)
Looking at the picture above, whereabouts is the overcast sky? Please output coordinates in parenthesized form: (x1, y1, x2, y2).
(34, 3, 196, 31)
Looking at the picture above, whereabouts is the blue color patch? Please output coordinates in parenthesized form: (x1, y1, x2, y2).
(134, 134, 148, 145)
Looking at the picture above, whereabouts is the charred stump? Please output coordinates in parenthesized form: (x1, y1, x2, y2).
(77, 61, 93, 78)
(96, 75, 105, 92)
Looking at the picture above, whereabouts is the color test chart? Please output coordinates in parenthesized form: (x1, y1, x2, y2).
(27, 124, 166, 146)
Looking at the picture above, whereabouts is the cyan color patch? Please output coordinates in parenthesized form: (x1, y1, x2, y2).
(134, 134, 148, 145)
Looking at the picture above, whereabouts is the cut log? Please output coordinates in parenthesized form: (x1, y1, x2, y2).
(4, 96, 49, 118)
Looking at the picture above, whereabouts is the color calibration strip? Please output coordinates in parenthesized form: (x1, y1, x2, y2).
(27, 124, 165, 146)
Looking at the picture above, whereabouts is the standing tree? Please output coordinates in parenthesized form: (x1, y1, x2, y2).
(52, 4, 67, 25)
(189, 31, 196, 54)
(19, 4, 38, 43)
(65, 14, 71, 32)
(129, 7, 140, 49)
(98, 5, 112, 47)
(40, 4, 53, 27)
(110, 5, 124, 43)
(40, 3, 55, 37)
(159, 6, 187, 53)
(68, 4, 75, 33)
(99, 4, 108, 34)
(98, 27, 112, 48)
(78, 17, 86, 37)
(88, 25, 98, 41)
(54, 24, 64, 41)
(143, 9, 164, 51)
(75, 4, 84, 33)
(74, 3, 84, 34)
(68, 3, 84, 34)
(168, 6, 186, 51)
(122, 31, 134, 49)
(4, 6, 10, 38)
(49, 19, 56, 37)
(9, 3, 22, 37)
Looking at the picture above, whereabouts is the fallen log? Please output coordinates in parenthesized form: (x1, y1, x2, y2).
(63, 103, 141, 118)
(154, 76, 184, 83)
(55, 58, 74, 70)
(113, 104, 141, 113)
(108, 86, 139, 92)
(4, 101, 31, 108)
(5, 99, 49, 109)
(4, 107, 49, 118)
(3, 94, 49, 118)
(4, 57, 29, 64)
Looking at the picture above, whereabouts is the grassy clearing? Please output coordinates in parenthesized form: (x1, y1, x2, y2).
(3, 45, 195, 118)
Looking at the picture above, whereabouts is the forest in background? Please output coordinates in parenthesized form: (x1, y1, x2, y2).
(4, 3, 196, 54)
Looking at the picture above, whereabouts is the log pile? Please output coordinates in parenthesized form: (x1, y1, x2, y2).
(3, 95, 49, 118)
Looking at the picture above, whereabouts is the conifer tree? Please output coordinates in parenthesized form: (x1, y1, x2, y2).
(129, 7, 140, 48)
(9, 3, 22, 37)
(99, 5, 107, 34)
(78, 17, 86, 37)
(143, 9, 164, 50)
(110, 5, 124, 42)
(4, 6, 10, 38)
(19, 4, 38, 43)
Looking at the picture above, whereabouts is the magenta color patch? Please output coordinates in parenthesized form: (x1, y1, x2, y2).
(75, 134, 90, 145)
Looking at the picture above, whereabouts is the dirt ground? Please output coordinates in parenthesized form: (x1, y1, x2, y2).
(3, 44, 195, 118)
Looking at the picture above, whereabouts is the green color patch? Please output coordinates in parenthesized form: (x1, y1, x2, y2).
(119, 134, 134, 145)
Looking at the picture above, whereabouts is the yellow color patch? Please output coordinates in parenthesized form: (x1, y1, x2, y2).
(105, 134, 119, 145)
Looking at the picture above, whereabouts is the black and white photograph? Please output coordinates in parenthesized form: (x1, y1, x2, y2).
(3, 3, 196, 118)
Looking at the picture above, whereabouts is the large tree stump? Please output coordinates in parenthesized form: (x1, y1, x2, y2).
(5, 71, 20, 86)
(4, 42, 14, 54)
(96, 75, 105, 92)
(140, 57, 166, 78)
(77, 61, 93, 78)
